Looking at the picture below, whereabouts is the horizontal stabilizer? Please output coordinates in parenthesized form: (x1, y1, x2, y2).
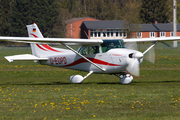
(5, 54, 48, 63)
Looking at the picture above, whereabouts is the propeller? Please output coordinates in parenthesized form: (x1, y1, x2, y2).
(126, 52, 143, 77)
(143, 46, 156, 64)
(125, 42, 157, 77)
(126, 42, 156, 64)
(142, 42, 157, 64)
(125, 41, 171, 77)
(125, 42, 138, 50)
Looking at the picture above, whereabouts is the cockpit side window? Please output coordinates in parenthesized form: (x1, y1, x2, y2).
(89, 46, 99, 54)
(79, 47, 88, 55)
(101, 39, 125, 53)
(79, 46, 100, 55)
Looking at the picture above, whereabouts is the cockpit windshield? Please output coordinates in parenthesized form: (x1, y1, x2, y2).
(101, 39, 125, 53)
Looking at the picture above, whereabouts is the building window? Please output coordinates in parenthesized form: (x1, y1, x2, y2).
(103, 30, 107, 37)
(91, 30, 94, 37)
(107, 29, 110, 37)
(110, 29, 114, 37)
(115, 29, 127, 38)
(160, 32, 165, 37)
(91, 29, 127, 38)
(115, 29, 121, 37)
(91, 29, 101, 37)
(171, 32, 174, 37)
(103, 29, 114, 37)
(123, 31, 127, 37)
(97, 30, 101, 37)
(150, 32, 155, 38)
(137, 32, 142, 38)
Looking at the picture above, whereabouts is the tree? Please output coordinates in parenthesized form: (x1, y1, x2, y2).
(0, 0, 12, 36)
(140, 0, 170, 23)
(82, 0, 121, 20)
(9, 0, 58, 37)
(55, 0, 122, 20)
(52, 8, 70, 38)
(168, 0, 180, 23)
(177, 0, 180, 23)
(121, 0, 142, 38)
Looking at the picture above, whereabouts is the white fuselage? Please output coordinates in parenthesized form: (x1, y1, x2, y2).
(40, 48, 140, 74)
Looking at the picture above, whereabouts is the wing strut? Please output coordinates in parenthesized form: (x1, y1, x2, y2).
(62, 43, 106, 72)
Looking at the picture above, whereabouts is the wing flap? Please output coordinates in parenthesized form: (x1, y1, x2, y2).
(5, 54, 48, 62)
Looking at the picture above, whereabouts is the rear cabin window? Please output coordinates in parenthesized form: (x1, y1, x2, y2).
(101, 39, 125, 53)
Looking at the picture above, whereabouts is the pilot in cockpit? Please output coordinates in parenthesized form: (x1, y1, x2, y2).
(110, 42, 114, 48)
(106, 42, 115, 51)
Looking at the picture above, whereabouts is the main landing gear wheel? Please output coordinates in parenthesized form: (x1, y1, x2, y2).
(70, 75, 84, 83)
(70, 71, 94, 84)
(115, 73, 133, 84)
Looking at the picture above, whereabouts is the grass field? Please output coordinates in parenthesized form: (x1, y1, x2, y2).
(0, 43, 180, 120)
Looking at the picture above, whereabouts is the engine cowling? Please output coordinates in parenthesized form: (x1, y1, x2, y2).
(120, 74, 133, 84)
(70, 75, 84, 83)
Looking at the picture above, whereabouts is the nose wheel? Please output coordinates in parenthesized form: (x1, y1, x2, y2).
(114, 72, 133, 84)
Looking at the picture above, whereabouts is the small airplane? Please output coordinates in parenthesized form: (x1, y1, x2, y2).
(0, 23, 180, 84)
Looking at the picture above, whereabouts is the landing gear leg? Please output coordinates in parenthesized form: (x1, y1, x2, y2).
(70, 71, 94, 84)
(114, 72, 133, 84)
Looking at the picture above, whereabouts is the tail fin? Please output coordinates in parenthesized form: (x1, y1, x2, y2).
(26, 23, 67, 57)
(27, 23, 43, 38)
(26, 23, 44, 57)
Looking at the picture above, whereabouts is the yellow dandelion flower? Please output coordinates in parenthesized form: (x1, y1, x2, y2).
(65, 108, 70, 110)
(50, 103, 54, 106)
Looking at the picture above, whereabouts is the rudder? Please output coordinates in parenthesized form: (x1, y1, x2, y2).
(26, 23, 43, 38)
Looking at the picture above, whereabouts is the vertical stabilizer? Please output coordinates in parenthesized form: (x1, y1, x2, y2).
(27, 23, 43, 38)
(26, 23, 66, 58)
(26, 23, 44, 57)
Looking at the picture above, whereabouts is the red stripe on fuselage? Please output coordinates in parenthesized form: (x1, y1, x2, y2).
(36, 44, 48, 51)
(30, 33, 63, 53)
(42, 44, 63, 52)
(62, 58, 121, 67)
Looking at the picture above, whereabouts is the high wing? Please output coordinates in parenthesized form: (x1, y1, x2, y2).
(1, 36, 180, 45)
(123, 37, 180, 43)
(0, 36, 103, 46)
